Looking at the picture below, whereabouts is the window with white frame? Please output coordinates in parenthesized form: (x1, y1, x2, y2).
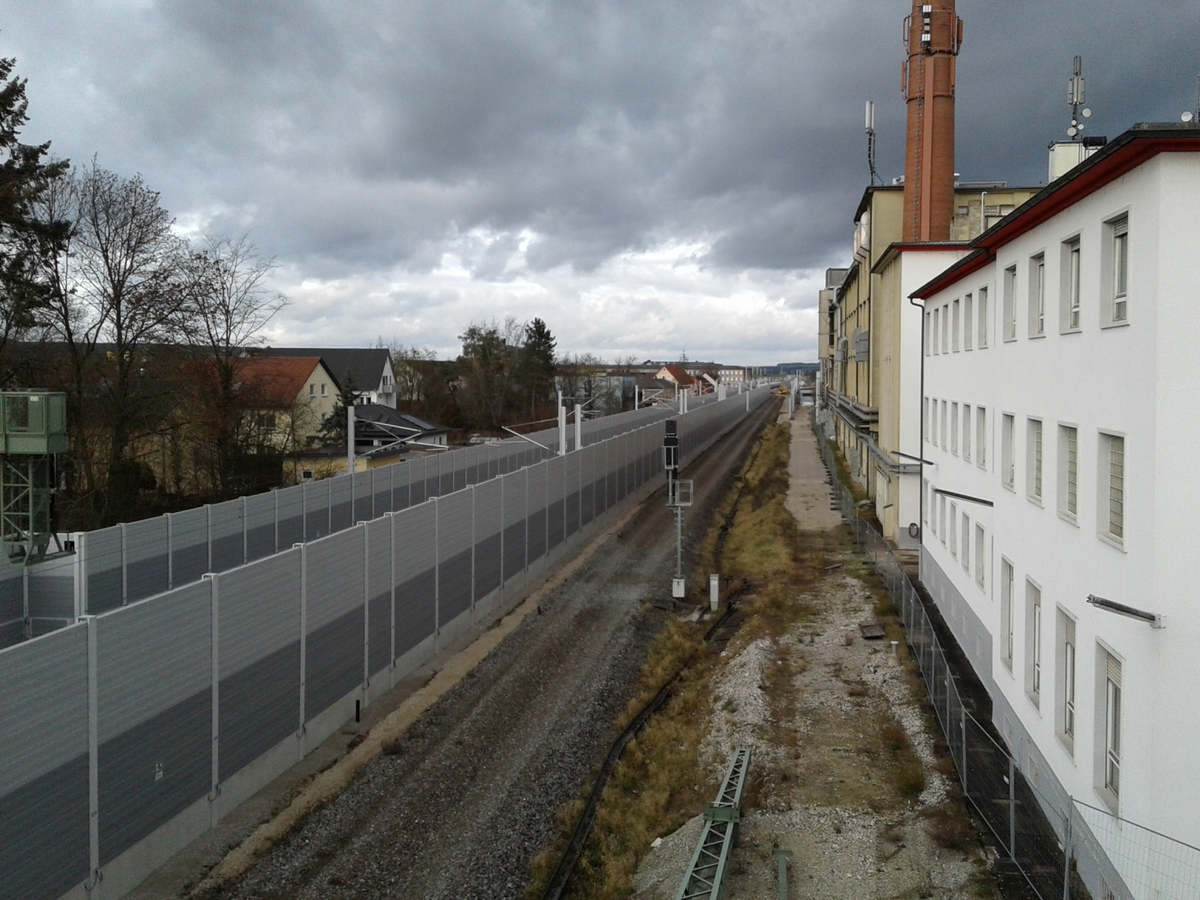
(963, 404, 972, 462)
(1000, 559, 1015, 669)
(961, 513, 971, 573)
(1099, 432, 1125, 544)
(951, 403, 959, 455)
(974, 524, 986, 588)
(1107, 215, 1129, 324)
(931, 399, 938, 447)
(964, 293, 973, 350)
(1058, 425, 1078, 520)
(978, 286, 990, 348)
(923, 479, 929, 525)
(952, 299, 960, 351)
(1026, 418, 1043, 502)
(942, 304, 950, 353)
(941, 400, 948, 448)
(1025, 581, 1042, 706)
(1062, 237, 1081, 331)
(1003, 266, 1018, 341)
(923, 398, 929, 443)
(1101, 650, 1122, 805)
(976, 406, 987, 469)
(939, 494, 947, 545)
(925, 311, 932, 355)
(1001, 413, 1015, 489)
(932, 307, 940, 353)
(309, 383, 316, 397)
(1057, 610, 1076, 751)
(1029, 254, 1046, 336)
(949, 502, 958, 557)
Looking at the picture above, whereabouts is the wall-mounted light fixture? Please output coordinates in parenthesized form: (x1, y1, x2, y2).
(1087, 595, 1165, 629)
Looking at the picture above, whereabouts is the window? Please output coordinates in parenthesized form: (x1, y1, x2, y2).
(974, 524, 986, 588)
(1003, 266, 1018, 341)
(939, 495, 947, 545)
(942, 304, 950, 353)
(1000, 559, 1015, 669)
(949, 502, 958, 557)
(951, 403, 959, 455)
(1109, 216, 1129, 323)
(976, 406, 987, 469)
(923, 479, 930, 526)
(963, 293, 973, 350)
(1101, 651, 1122, 803)
(941, 400, 948, 448)
(309, 384, 316, 397)
(923, 398, 929, 443)
(321, 383, 328, 397)
(961, 514, 971, 573)
(1058, 425, 1078, 520)
(1001, 413, 1015, 489)
(952, 299, 960, 351)
(1026, 418, 1043, 502)
(1062, 237, 1081, 331)
(1025, 581, 1042, 706)
(1099, 433, 1125, 544)
(931, 399, 938, 447)
(963, 404, 972, 462)
(1058, 611, 1077, 750)
(925, 311, 932, 356)
(978, 286, 990, 348)
(932, 307, 940, 353)
(1029, 254, 1046, 336)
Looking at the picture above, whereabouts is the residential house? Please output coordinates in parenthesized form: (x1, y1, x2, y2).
(254, 347, 398, 408)
(234, 356, 340, 453)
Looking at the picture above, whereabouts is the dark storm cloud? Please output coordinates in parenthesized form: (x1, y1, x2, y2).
(2, 0, 1198, 360)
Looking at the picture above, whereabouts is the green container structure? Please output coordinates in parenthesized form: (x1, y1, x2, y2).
(0, 391, 69, 564)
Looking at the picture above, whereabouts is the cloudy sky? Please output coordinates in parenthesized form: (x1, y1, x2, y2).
(3, 1, 1195, 365)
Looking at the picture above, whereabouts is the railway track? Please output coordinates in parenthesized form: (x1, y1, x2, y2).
(205, 399, 780, 900)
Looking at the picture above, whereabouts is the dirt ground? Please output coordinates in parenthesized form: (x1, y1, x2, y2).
(631, 415, 994, 900)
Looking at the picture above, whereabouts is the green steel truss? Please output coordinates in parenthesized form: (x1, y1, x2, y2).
(675, 746, 752, 900)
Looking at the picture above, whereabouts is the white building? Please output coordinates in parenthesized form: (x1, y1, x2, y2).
(914, 124, 1200, 861)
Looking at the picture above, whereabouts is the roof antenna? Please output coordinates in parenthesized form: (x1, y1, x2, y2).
(1181, 73, 1199, 123)
(1066, 55, 1091, 140)
(865, 100, 881, 185)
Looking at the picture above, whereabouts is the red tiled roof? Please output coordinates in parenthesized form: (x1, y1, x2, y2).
(232, 357, 324, 408)
(659, 364, 697, 385)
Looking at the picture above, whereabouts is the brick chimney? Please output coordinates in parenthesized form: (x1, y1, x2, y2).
(901, 0, 962, 242)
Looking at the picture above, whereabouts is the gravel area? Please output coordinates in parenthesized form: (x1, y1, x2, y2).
(196, 404, 776, 900)
(633, 419, 987, 900)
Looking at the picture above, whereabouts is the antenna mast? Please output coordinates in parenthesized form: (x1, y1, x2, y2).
(1066, 55, 1091, 140)
(866, 100, 881, 185)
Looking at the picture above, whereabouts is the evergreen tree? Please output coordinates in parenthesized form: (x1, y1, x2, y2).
(316, 369, 358, 449)
(518, 317, 556, 417)
(0, 55, 70, 380)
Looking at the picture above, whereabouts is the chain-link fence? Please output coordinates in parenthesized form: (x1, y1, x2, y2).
(811, 413, 1200, 900)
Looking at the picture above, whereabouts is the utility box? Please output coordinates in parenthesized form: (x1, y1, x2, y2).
(0, 392, 67, 455)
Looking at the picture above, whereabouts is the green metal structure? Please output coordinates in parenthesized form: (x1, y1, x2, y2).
(675, 746, 752, 900)
(0, 391, 69, 565)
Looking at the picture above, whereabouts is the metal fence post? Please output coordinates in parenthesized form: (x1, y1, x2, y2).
(1009, 755, 1017, 861)
(961, 706, 968, 795)
(1063, 802, 1073, 900)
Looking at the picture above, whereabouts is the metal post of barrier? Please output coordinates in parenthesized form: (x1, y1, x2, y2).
(1009, 756, 1017, 861)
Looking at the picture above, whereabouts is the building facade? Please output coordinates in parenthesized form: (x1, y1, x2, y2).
(915, 124, 1200, 858)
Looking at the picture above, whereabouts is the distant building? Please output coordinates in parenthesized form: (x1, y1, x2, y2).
(233, 356, 340, 452)
(253, 347, 397, 408)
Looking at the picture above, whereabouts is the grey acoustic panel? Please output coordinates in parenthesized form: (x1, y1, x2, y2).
(371, 467, 392, 518)
(547, 499, 564, 550)
(391, 465, 411, 511)
(306, 529, 364, 632)
(0, 625, 90, 899)
(219, 549, 302, 678)
(463, 446, 479, 486)
(546, 454, 565, 505)
(438, 547, 472, 623)
(565, 451, 581, 537)
(452, 455, 466, 491)
(218, 640, 299, 781)
(408, 457, 427, 505)
(502, 521, 526, 579)
(474, 479, 502, 539)
(502, 469, 525, 527)
(366, 518, 391, 674)
(304, 606, 363, 721)
(395, 569, 435, 657)
(353, 470, 375, 523)
(98, 689, 210, 865)
(0, 619, 23, 649)
(527, 508, 546, 563)
(0, 753, 88, 900)
(0, 624, 88, 800)
(276, 484, 304, 548)
(0, 563, 20, 623)
(26, 554, 73, 620)
(437, 453, 453, 497)
(123, 517, 170, 602)
(96, 582, 211, 744)
(393, 502, 435, 587)
(209, 501, 244, 573)
(436, 491, 473, 561)
(329, 475, 353, 533)
(303, 480, 330, 541)
(474, 533, 501, 598)
(84, 525, 123, 613)
(244, 493, 275, 562)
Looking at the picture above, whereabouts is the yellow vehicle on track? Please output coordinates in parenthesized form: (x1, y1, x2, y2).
(773, 385, 791, 396)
